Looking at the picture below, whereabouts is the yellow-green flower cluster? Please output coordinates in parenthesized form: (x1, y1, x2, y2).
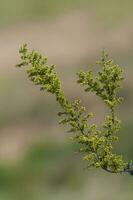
(16, 45, 133, 175)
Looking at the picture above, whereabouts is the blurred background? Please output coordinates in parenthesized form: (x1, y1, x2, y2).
(0, 0, 133, 199)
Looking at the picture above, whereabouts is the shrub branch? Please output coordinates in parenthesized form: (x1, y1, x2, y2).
(16, 44, 133, 176)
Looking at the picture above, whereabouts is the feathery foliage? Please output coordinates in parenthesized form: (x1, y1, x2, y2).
(16, 44, 133, 175)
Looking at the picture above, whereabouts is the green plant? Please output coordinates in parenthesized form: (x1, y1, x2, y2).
(16, 44, 133, 175)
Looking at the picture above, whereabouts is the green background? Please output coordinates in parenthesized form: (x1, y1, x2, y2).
(0, 0, 133, 199)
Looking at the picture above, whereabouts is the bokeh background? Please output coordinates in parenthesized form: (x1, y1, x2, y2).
(0, 0, 133, 199)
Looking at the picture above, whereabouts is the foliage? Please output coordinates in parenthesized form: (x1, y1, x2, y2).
(16, 44, 133, 175)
